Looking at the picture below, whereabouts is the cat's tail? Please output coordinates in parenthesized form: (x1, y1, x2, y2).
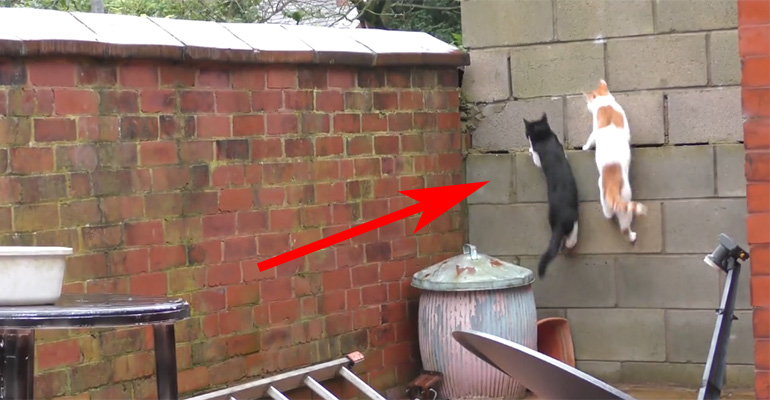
(538, 227, 565, 279)
(601, 163, 648, 216)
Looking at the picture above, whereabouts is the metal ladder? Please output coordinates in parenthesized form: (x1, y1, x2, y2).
(186, 352, 386, 400)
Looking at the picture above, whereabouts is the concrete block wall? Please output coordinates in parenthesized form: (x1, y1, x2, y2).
(461, 0, 752, 388)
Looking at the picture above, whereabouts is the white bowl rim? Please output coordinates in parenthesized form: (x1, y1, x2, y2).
(0, 246, 74, 256)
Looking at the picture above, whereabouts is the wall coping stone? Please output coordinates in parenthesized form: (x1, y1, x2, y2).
(0, 7, 470, 67)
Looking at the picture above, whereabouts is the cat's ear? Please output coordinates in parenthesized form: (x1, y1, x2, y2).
(523, 118, 530, 126)
(598, 79, 608, 91)
(583, 92, 593, 102)
(540, 112, 548, 122)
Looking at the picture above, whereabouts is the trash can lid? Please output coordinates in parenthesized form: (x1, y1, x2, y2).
(411, 244, 534, 292)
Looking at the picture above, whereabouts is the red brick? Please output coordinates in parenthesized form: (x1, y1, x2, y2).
(257, 233, 291, 256)
(270, 299, 301, 325)
(746, 118, 770, 149)
(267, 67, 298, 89)
(345, 91, 372, 111)
(130, 272, 168, 296)
(388, 112, 412, 132)
(352, 264, 379, 287)
(78, 115, 119, 141)
(251, 137, 284, 159)
(284, 90, 314, 110)
(113, 351, 155, 381)
(749, 212, 770, 244)
(219, 188, 254, 212)
(77, 64, 116, 86)
(438, 111, 461, 131)
(740, 25, 770, 57)
(37, 338, 81, 371)
(314, 136, 343, 157)
(758, 339, 770, 370)
(10, 147, 54, 173)
(252, 90, 282, 111)
(232, 115, 264, 136)
(217, 139, 249, 161)
(120, 116, 159, 141)
(361, 284, 388, 305)
(753, 276, 770, 308)
(739, 0, 770, 25)
(747, 150, 770, 180)
(306, 247, 337, 272)
(226, 281, 261, 308)
(236, 210, 268, 236)
(178, 366, 210, 394)
(139, 141, 178, 165)
(212, 165, 245, 187)
(323, 269, 351, 291)
(195, 115, 229, 138)
(756, 307, 770, 338)
(333, 113, 361, 133)
(256, 187, 285, 207)
(190, 288, 226, 315)
(139, 89, 175, 113)
(149, 245, 186, 271)
(301, 113, 331, 134)
(285, 138, 314, 157)
(119, 64, 159, 88)
(27, 61, 76, 86)
(387, 69, 412, 88)
(347, 287, 362, 309)
(399, 90, 424, 109)
(203, 213, 237, 238)
(219, 307, 253, 335)
(197, 68, 230, 88)
(743, 57, 770, 87)
(743, 88, 770, 118)
(316, 182, 346, 204)
(223, 236, 257, 262)
(373, 91, 398, 110)
(215, 90, 251, 113)
(757, 370, 770, 399)
(53, 89, 98, 115)
(363, 113, 388, 132)
(167, 266, 206, 294)
(325, 312, 354, 337)
(749, 183, 770, 212)
(232, 67, 266, 89)
(259, 276, 293, 302)
(359, 69, 385, 88)
(180, 91, 215, 113)
(374, 136, 400, 155)
(751, 244, 770, 276)
(206, 262, 242, 287)
(269, 208, 300, 232)
(108, 248, 150, 276)
(34, 118, 77, 143)
(316, 90, 344, 112)
(328, 68, 356, 88)
(125, 221, 164, 246)
(8, 87, 54, 116)
(347, 136, 373, 156)
(267, 113, 299, 135)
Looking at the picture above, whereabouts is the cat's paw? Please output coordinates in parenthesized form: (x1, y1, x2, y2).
(628, 231, 637, 244)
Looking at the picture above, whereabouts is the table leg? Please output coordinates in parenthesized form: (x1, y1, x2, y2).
(153, 323, 179, 400)
(1, 329, 35, 400)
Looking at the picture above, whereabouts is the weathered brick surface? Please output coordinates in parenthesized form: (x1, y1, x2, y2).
(461, 0, 553, 48)
(662, 199, 748, 253)
(465, 154, 514, 204)
(568, 308, 666, 361)
(461, 49, 510, 103)
(2, 59, 465, 399)
(511, 42, 604, 98)
(554, 0, 653, 40)
(665, 310, 754, 364)
(667, 87, 743, 144)
(654, 0, 738, 33)
(709, 30, 742, 85)
(471, 97, 564, 151)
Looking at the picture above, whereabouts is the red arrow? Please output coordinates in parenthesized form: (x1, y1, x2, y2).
(257, 181, 489, 272)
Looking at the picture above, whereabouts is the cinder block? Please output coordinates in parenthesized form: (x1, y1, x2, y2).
(621, 362, 704, 386)
(607, 34, 707, 90)
(616, 255, 720, 309)
(572, 201, 663, 255)
(716, 144, 747, 197)
(709, 30, 741, 86)
(511, 42, 604, 98)
(667, 87, 743, 144)
(468, 204, 550, 256)
(665, 310, 755, 364)
(622, 362, 754, 387)
(462, 49, 510, 103)
(654, 0, 738, 33)
(628, 146, 715, 199)
(466, 154, 515, 204)
(576, 361, 622, 383)
(568, 308, 666, 361)
(518, 255, 616, 307)
(565, 91, 665, 149)
(471, 97, 564, 151)
(461, 0, 553, 48)
(536, 308, 565, 320)
(663, 199, 747, 253)
(555, 0, 653, 41)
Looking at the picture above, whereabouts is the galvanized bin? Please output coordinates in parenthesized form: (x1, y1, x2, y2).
(412, 244, 537, 400)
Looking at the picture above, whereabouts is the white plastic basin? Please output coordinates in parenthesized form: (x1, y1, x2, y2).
(0, 246, 73, 306)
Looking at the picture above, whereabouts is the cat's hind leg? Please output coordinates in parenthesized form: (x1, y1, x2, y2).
(565, 221, 579, 249)
(598, 177, 613, 219)
(618, 209, 637, 243)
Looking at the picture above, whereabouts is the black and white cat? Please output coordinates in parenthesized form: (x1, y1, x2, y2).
(524, 113, 580, 279)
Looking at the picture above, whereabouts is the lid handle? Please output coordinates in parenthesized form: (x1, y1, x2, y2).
(463, 244, 479, 260)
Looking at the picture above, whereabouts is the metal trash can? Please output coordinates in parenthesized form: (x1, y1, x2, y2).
(412, 244, 537, 400)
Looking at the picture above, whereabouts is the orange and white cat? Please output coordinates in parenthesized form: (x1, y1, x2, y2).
(582, 79, 647, 243)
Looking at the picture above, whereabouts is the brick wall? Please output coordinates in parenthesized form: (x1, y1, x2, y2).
(461, 0, 754, 389)
(739, 0, 770, 398)
(0, 10, 469, 400)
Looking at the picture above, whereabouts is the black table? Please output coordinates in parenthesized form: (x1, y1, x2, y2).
(0, 294, 191, 400)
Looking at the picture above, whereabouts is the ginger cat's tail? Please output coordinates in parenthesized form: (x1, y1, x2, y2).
(601, 163, 647, 215)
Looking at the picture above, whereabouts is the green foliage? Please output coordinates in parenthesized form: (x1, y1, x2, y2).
(386, 0, 462, 46)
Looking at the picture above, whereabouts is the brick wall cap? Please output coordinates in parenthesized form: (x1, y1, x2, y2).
(0, 7, 470, 67)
